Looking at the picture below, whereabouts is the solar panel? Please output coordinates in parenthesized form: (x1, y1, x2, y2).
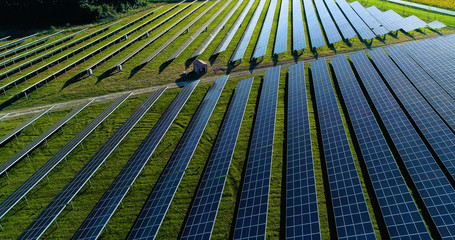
(303, 0, 325, 48)
(323, 0, 357, 40)
(273, 0, 289, 55)
(140, 0, 215, 65)
(0, 106, 54, 147)
(311, 58, 375, 239)
(350, 51, 455, 239)
(181, 78, 253, 240)
(252, 0, 278, 59)
(401, 15, 427, 32)
(19, 88, 165, 240)
(286, 62, 320, 240)
(349, 1, 389, 35)
(335, 0, 376, 40)
(72, 81, 198, 240)
(233, 66, 280, 240)
(214, 0, 256, 56)
(384, 45, 455, 132)
(0, 31, 64, 59)
(125, 76, 227, 240)
(331, 54, 430, 239)
(368, 48, 455, 182)
(291, 0, 307, 52)
(0, 100, 92, 176)
(380, 10, 404, 31)
(230, 0, 267, 63)
(313, 0, 342, 44)
(366, 7, 400, 32)
(0, 93, 130, 220)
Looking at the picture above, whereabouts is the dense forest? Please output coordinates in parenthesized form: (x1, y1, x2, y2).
(0, 0, 179, 28)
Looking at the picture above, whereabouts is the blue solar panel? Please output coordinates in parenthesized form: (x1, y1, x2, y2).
(401, 15, 427, 32)
(324, 0, 357, 40)
(384, 45, 455, 132)
(286, 62, 320, 240)
(291, 0, 307, 51)
(311, 58, 375, 240)
(181, 78, 253, 240)
(19, 88, 166, 240)
(252, 0, 278, 59)
(368, 48, 455, 183)
(331, 55, 430, 239)
(233, 66, 280, 240)
(366, 7, 400, 32)
(72, 81, 198, 240)
(0, 93, 131, 220)
(313, 0, 342, 44)
(350, 1, 389, 35)
(230, 0, 267, 62)
(303, 0, 326, 48)
(274, 0, 289, 55)
(350, 51, 455, 239)
(335, 0, 376, 40)
(126, 76, 227, 240)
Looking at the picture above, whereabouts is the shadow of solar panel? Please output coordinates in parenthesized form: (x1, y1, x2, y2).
(331, 54, 430, 239)
(125, 76, 227, 240)
(286, 62, 320, 240)
(181, 78, 252, 240)
(350, 51, 455, 239)
(233, 66, 280, 240)
(72, 81, 198, 240)
(311, 58, 375, 240)
(0, 93, 130, 221)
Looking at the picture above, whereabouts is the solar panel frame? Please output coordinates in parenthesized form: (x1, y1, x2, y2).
(273, 0, 289, 55)
(331, 54, 430, 239)
(181, 78, 253, 240)
(233, 66, 280, 240)
(252, 0, 278, 59)
(125, 76, 227, 240)
(313, 0, 342, 44)
(323, 0, 357, 40)
(350, 51, 455, 239)
(230, 0, 267, 63)
(0, 93, 131, 220)
(19, 88, 166, 240)
(0, 100, 92, 176)
(335, 0, 376, 40)
(303, 0, 326, 48)
(0, 106, 54, 147)
(0, 31, 64, 59)
(285, 62, 320, 240)
(311, 58, 375, 240)
(71, 81, 198, 240)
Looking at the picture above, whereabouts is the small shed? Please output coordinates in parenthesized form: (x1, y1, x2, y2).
(193, 59, 208, 75)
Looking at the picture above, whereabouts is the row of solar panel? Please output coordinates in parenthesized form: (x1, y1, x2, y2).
(1, 34, 454, 239)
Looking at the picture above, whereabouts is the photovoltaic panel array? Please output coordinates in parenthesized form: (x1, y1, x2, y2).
(401, 15, 427, 32)
(0, 93, 130, 220)
(313, 0, 342, 44)
(428, 20, 446, 29)
(0, 33, 39, 51)
(19, 88, 166, 240)
(366, 7, 401, 32)
(0, 100, 92, 176)
(181, 78, 253, 240)
(193, 3, 246, 57)
(336, 0, 375, 40)
(213, 0, 255, 55)
(349, 1, 389, 35)
(350, 51, 455, 239)
(230, 0, 267, 62)
(72, 81, 198, 240)
(385, 45, 455, 132)
(274, 0, 288, 55)
(324, 0, 357, 40)
(233, 66, 280, 240)
(401, 40, 455, 99)
(252, 0, 278, 59)
(0, 106, 54, 147)
(331, 55, 430, 239)
(311, 58, 375, 239)
(368, 48, 455, 182)
(125, 76, 227, 240)
(286, 62, 320, 240)
(291, 0, 306, 51)
(0, 31, 63, 59)
(303, 0, 325, 48)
